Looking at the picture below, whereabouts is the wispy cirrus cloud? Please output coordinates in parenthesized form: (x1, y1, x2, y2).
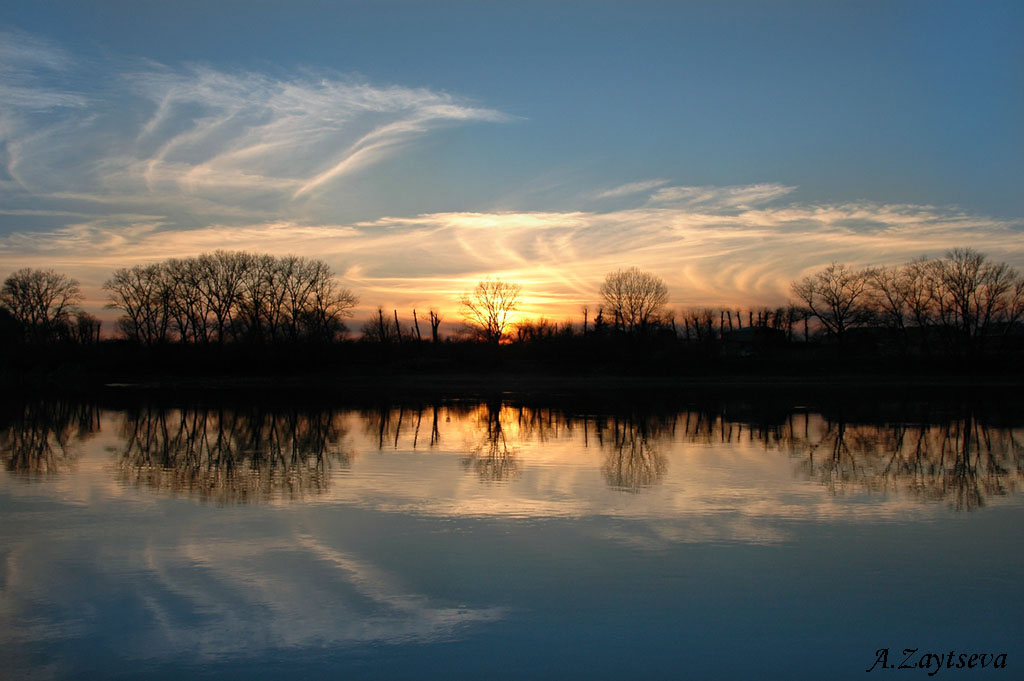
(0, 29, 74, 71)
(122, 66, 508, 203)
(594, 179, 671, 200)
(0, 31, 509, 230)
(648, 182, 797, 210)
(0, 30, 87, 114)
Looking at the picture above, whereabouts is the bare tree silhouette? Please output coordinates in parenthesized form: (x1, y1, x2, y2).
(428, 309, 443, 343)
(1, 268, 82, 343)
(599, 267, 668, 333)
(104, 251, 357, 345)
(792, 262, 874, 342)
(363, 306, 398, 343)
(461, 279, 521, 344)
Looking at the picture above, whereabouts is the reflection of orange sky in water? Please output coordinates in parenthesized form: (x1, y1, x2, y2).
(5, 404, 1022, 540)
(354, 405, 1024, 521)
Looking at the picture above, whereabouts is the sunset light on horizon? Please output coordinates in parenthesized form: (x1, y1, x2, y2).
(2, 2, 1022, 331)
(4, 5, 1024, 679)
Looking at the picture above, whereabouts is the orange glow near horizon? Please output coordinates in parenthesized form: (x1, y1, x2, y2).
(5, 201, 1023, 337)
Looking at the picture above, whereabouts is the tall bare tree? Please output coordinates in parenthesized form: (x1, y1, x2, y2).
(929, 248, 1024, 353)
(1, 268, 82, 343)
(305, 260, 358, 343)
(599, 267, 668, 332)
(362, 306, 397, 343)
(791, 262, 873, 341)
(460, 279, 521, 344)
(104, 264, 172, 346)
(428, 309, 442, 343)
(682, 307, 717, 341)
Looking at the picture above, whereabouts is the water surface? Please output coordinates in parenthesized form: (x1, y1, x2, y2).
(2, 397, 1021, 679)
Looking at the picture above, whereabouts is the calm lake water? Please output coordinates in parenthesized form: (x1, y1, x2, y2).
(2, 394, 1022, 680)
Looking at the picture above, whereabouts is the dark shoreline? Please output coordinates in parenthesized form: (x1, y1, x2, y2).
(94, 371, 1024, 391)
(4, 326, 1022, 403)
(3, 369, 1015, 421)
(7, 364, 1024, 393)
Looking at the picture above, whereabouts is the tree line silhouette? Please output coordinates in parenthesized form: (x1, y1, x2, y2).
(103, 252, 358, 346)
(2, 247, 1023, 378)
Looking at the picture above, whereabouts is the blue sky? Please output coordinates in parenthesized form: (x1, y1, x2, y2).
(2, 1, 1022, 320)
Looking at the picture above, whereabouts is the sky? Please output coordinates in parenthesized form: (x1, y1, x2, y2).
(1, 0, 1022, 328)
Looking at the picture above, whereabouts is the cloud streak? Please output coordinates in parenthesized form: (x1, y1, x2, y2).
(648, 183, 797, 209)
(594, 179, 671, 200)
(0, 33, 508, 229)
(0, 30, 86, 114)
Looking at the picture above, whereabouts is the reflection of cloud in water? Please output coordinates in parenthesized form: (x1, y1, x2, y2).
(1, 530, 504, 664)
(128, 535, 504, 659)
(600, 516, 789, 549)
(6, 398, 1024, 677)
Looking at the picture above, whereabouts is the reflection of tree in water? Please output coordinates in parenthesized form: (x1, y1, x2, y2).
(594, 415, 668, 493)
(362, 405, 446, 451)
(0, 401, 99, 476)
(136, 398, 1016, 508)
(574, 406, 1021, 509)
(445, 404, 669, 490)
(795, 417, 1024, 510)
(6, 396, 1018, 508)
(455, 404, 1022, 507)
(461, 401, 519, 482)
(117, 406, 352, 503)
(361, 402, 521, 482)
